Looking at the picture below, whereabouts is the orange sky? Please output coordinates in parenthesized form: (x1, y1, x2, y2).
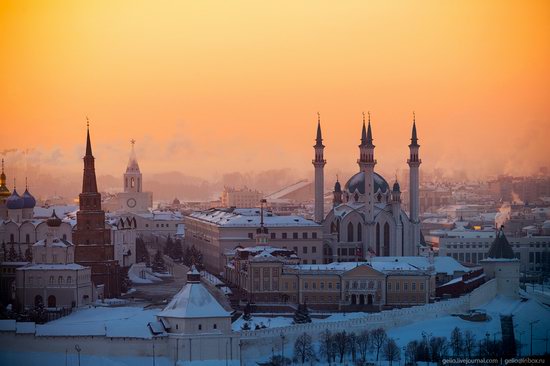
(1, 0, 549, 185)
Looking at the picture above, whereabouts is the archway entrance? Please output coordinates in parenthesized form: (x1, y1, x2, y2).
(359, 294, 365, 305)
(351, 294, 357, 305)
(367, 294, 373, 305)
(34, 295, 43, 307)
(47, 295, 56, 308)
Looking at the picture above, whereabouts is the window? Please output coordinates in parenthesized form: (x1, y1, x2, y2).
(52, 254, 57, 262)
(293, 233, 298, 239)
(312, 246, 317, 254)
(312, 260, 317, 264)
(304, 282, 308, 289)
(282, 233, 287, 239)
(347, 222, 354, 242)
(303, 246, 308, 254)
(248, 233, 253, 239)
(271, 233, 276, 239)
(293, 247, 298, 254)
(58, 276, 63, 284)
(342, 248, 348, 256)
(49, 276, 54, 284)
(284, 282, 288, 290)
(198, 324, 202, 330)
(336, 283, 340, 289)
(404, 283, 408, 291)
(328, 282, 332, 289)
(303, 259, 308, 264)
(26, 234, 30, 243)
(213, 324, 217, 329)
(412, 282, 416, 290)
(302, 232, 308, 239)
(312, 232, 317, 239)
(420, 283, 424, 291)
(176, 324, 179, 330)
(395, 282, 400, 291)
(62, 234, 67, 240)
(67, 276, 72, 284)
(312, 282, 316, 289)
(320, 282, 324, 289)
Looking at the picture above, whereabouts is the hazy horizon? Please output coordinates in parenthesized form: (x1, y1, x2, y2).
(2, 0, 549, 197)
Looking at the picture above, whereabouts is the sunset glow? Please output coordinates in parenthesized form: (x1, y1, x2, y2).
(1, 0, 549, 187)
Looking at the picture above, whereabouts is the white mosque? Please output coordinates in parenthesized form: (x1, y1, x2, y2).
(313, 113, 422, 260)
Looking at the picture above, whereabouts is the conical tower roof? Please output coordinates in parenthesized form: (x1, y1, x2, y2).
(126, 140, 140, 173)
(487, 227, 515, 259)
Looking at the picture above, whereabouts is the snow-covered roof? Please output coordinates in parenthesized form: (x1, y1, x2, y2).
(17, 263, 87, 271)
(158, 282, 231, 319)
(189, 208, 319, 228)
(33, 238, 72, 248)
(265, 180, 311, 200)
(33, 205, 78, 219)
(371, 256, 472, 275)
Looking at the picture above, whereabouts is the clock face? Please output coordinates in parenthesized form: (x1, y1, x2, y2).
(127, 198, 137, 208)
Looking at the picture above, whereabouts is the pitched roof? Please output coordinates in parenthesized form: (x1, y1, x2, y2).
(158, 282, 231, 319)
(487, 227, 515, 259)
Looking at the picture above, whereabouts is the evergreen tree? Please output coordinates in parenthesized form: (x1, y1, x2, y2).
(183, 246, 192, 267)
(164, 235, 174, 257)
(135, 237, 150, 266)
(243, 302, 253, 321)
(24, 246, 32, 262)
(292, 303, 311, 324)
(7, 243, 17, 262)
(172, 239, 183, 261)
(152, 248, 166, 273)
(17, 245, 24, 261)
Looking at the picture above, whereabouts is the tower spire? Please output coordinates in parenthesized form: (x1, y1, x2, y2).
(410, 111, 418, 146)
(85, 117, 93, 157)
(315, 112, 323, 146)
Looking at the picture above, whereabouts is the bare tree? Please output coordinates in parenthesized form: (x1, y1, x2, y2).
(319, 329, 335, 364)
(371, 327, 388, 361)
(348, 332, 357, 362)
(293, 333, 315, 365)
(333, 331, 349, 363)
(429, 336, 449, 363)
(464, 330, 476, 358)
(450, 327, 464, 356)
(382, 338, 401, 366)
(405, 340, 419, 366)
(356, 330, 370, 362)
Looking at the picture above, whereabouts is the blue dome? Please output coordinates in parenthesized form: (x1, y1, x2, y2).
(344, 171, 389, 195)
(22, 189, 36, 209)
(6, 189, 24, 209)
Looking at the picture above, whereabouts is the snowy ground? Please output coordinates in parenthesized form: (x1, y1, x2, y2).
(35, 305, 160, 338)
(244, 293, 550, 364)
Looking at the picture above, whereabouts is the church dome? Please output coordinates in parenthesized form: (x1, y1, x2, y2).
(22, 189, 36, 209)
(344, 171, 389, 194)
(6, 189, 24, 209)
(47, 210, 62, 227)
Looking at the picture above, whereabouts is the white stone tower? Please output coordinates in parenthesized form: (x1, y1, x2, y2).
(312, 113, 326, 223)
(407, 113, 421, 254)
(358, 112, 376, 257)
(124, 139, 142, 193)
(391, 180, 403, 256)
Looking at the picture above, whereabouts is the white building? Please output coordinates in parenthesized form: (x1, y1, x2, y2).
(185, 207, 323, 274)
(15, 211, 93, 309)
(116, 141, 153, 213)
(314, 113, 422, 261)
(156, 266, 240, 363)
(221, 186, 263, 208)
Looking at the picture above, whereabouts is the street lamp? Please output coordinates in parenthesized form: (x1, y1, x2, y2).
(530, 320, 540, 356)
(74, 344, 81, 366)
(280, 333, 286, 361)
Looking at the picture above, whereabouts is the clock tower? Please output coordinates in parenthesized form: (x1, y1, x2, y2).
(118, 140, 153, 212)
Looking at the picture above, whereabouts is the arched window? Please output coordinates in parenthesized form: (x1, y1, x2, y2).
(10, 234, 14, 243)
(58, 276, 63, 284)
(47, 295, 56, 308)
(357, 224, 362, 242)
(131, 177, 135, 188)
(384, 222, 390, 256)
(62, 234, 67, 240)
(25, 234, 30, 243)
(347, 222, 354, 242)
(137, 177, 140, 192)
(67, 276, 72, 284)
(49, 276, 54, 284)
(376, 223, 380, 255)
(213, 324, 217, 329)
(198, 324, 202, 330)
(336, 220, 340, 242)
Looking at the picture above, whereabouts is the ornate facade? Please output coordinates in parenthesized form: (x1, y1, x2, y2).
(314, 113, 422, 261)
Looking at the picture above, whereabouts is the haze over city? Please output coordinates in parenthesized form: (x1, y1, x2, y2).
(2, 0, 549, 200)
